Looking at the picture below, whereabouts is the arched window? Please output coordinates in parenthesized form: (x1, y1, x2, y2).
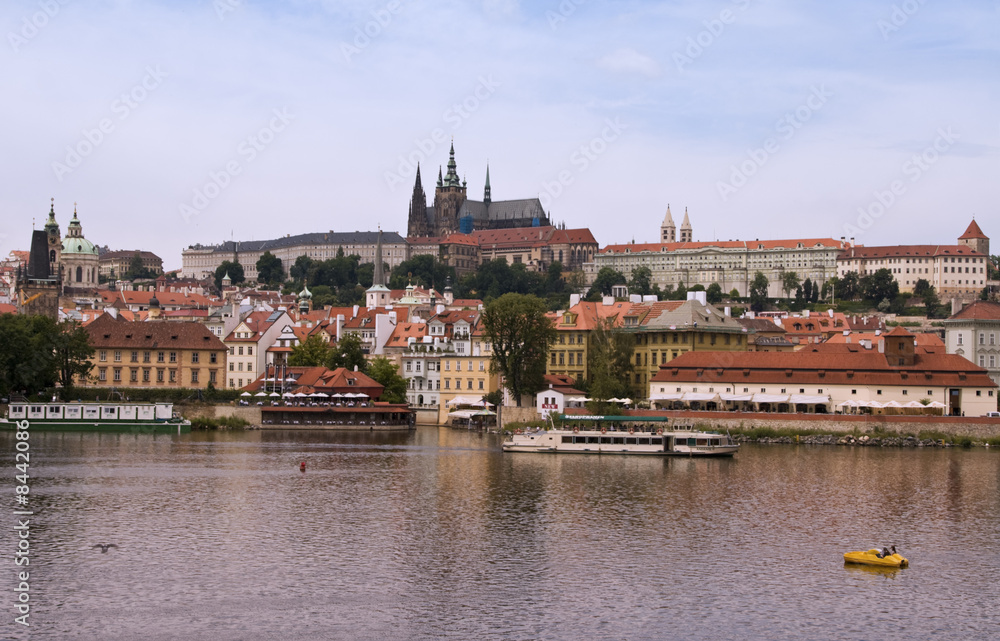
(76, 266, 82, 282)
(50, 250, 56, 263)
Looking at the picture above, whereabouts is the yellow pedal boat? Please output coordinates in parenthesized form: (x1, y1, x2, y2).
(844, 549, 908, 568)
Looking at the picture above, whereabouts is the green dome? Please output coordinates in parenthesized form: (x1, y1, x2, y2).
(61, 236, 99, 256)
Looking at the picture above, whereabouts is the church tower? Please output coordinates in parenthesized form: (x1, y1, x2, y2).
(679, 207, 693, 243)
(432, 142, 468, 236)
(484, 164, 492, 206)
(660, 204, 676, 243)
(407, 164, 430, 237)
(43, 198, 61, 276)
(366, 229, 390, 310)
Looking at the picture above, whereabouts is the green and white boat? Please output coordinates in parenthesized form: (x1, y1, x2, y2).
(2, 402, 191, 433)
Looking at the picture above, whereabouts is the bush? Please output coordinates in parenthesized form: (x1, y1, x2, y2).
(189, 416, 249, 430)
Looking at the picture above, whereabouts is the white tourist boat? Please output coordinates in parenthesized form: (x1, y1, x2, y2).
(502, 424, 739, 457)
(1, 401, 191, 433)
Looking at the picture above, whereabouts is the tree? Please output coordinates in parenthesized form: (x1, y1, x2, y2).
(586, 318, 635, 408)
(587, 267, 626, 298)
(289, 255, 313, 283)
(839, 272, 860, 301)
(922, 286, 948, 319)
(802, 278, 813, 302)
(912, 279, 932, 298)
(749, 271, 769, 312)
(368, 356, 407, 403)
(628, 266, 653, 297)
(544, 261, 566, 295)
(53, 321, 94, 396)
(214, 261, 245, 290)
(706, 283, 723, 304)
(288, 335, 332, 367)
(481, 293, 556, 406)
(328, 333, 368, 373)
(861, 268, 898, 305)
(255, 251, 283, 286)
(780, 270, 800, 299)
(388, 254, 455, 291)
(125, 252, 154, 280)
(729, 288, 741, 299)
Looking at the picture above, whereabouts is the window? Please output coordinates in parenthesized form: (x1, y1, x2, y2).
(157, 352, 165, 363)
(142, 369, 150, 382)
(191, 370, 199, 384)
(229, 363, 234, 371)
(99, 368, 107, 381)
(445, 361, 450, 371)
(248, 347, 253, 356)
(467, 380, 473, 390)
(902, 389, 908, 395)
(877, 389, 882, 395)
(157, 370, 164, 382)
(209, 371, 216, 384)
(99, 350, 107, 362)
(131, 351, 138, 363)
(210, 353, 217, 364)
(229, 378, 235, 387)
(130, 369, 137, 382)
(114, 351, 122, 362)
(169, 370, 176, 383)
(169, 352, 177, 363)
(479, 361, 485, 371)
(113, 368, 121, 382)
(192, 352, 199, 364)
(445, 380, 450, 389)
(143, 351, 151, 363)
(980, 356, 986, 367)
(238, 346, 244, 356)
(479, 380, 484, 389)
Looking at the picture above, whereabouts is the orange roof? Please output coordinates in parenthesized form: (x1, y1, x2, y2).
(385, 322, 428, 347)
(840, 245, 984, 259)
(0, 303, 16, 315)
(547, 300, 636, 331)
(98, 290, 216, 308)
(451, 299, 482, 309)
(948, 300, 1000, 321)
(825, 331, 944, 347)
(959, 219, 988, 240)
(601, 238, 843, 254)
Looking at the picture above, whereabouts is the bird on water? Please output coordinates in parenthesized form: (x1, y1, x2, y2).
(93, 543, 118, 553)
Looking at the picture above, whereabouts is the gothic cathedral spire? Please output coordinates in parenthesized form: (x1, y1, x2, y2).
(484, 164, 491, 206)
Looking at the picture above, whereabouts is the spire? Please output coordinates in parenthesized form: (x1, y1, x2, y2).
(437, 166, 443, 188)
(44, 198, 59, 234)
(660, 203, 676, 243)
(444, 140, 460, 187)
(679, 207, 692, 243)
(484, 164, 491, 205)
(373, 229, 385, 286)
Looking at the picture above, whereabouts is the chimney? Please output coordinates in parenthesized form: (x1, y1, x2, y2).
(569, 293, 580, 307)
(436, 303, 445, 315)
(602, 296, 614, 306)
(336, 314, 344, 342)
(353, 305, 359, 317)
(724, 307, 731, 317)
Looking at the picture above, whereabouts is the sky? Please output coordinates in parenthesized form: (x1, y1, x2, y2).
(3, 0, 998, 271)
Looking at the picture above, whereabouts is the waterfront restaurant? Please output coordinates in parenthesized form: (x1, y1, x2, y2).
(242, 366, 412, 428)
(649, 327, 999, 417)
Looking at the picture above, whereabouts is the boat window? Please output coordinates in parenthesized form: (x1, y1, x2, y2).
(637, 438, 650, 445)
(650, 437, 661, 445)
(696, 439, 708, 446)
(711, 439, 721, 446)
(600, 437, 612, 444)
(613, 437, 624, 444)
(686, 438, 697, 446)
(561, 436, 573, 444)
(587, 436, 600, 444)
(625, 438, 637, 445)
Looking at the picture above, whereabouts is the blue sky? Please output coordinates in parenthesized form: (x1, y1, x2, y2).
(3, 0, 998, 270)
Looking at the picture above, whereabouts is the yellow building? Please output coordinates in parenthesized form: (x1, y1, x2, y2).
(83, 313, 226, 389)
(437, 327, 499, 423)
(545, 299, 632, 383)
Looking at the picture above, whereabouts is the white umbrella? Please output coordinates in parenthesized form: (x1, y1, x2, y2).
(903, 400, 925, 408)
(285, 377, 297, 382)
(255, 392, 268, 397)
(927, 401, 947, 408)
(310, 392, 329, 398)
(606, 397, 621, 403)
(331, 393, 343, 398)
(882, 400, 902, 408)
(269, 392, 280, 397)
(294, 392, 308, 398)
(867, 401, 884, 408)
(282, 392, 294, 397)
(240, 392, 252, 397)
(342, 392, 356, 398)
(620, 398, 632, 404)
(355, 393, 368, 398)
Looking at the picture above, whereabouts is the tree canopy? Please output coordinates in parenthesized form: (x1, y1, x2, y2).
(288, 335, 332, 367)
(388, 254, 455, 291)
(214, 261, 245, 290)
(749, 271, 769, 312)
(125, 252, 157, 280)
(368, 356, 407, 403)
(255, 251, 283, 286)
(0, 315, 93, 399)
(587, 267, 626, 299)
(328, 333, 368, 373)
(481, 293, 556, 406)
(585, 318, 635, 410)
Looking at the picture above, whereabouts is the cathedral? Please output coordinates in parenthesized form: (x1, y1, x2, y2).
(40, 199, 100, 292)
(407, 143, 550, 238)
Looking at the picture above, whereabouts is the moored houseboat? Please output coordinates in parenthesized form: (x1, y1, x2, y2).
(502, 418, 738, 457)
(2, 401, 191, 433)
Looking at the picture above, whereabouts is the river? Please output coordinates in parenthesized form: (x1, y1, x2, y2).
(3, 427, 999, 640)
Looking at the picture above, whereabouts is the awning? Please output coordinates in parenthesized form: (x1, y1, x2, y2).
(565, 396, 590, 403)
(650, 393, 684, 401)
(240, 392, 252, 397)
(681, 392, 720, 402)
(753, 394, 790, 404)
(446, 395, 488, 407)
(448, 410, 476, 419)
(720, 393, 753, 402)
(789, 394, 831, 405)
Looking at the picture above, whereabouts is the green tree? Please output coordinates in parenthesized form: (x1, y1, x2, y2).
(729, 288, 741, 299)
(482, 293, 556, 406)
(214, 261, 245, 290)
(912, 279, 932, 298)
(388, 254, 455, 291)
(0, 314, 66, 398)
(544, 261, 566, 295)
(802, 278, 813, 302)
(367, 356, 407, 403)
(288, 335, 332, 367)
(749, 271, 769, 312)
(53, 321, 94, 396)
(861, 268, 898, 305)
(780, 270, 800, 299)
(587, 267, 626, 298)
(586, 318, 636, 409)
(289, 255, 314, 283)
(706, 282, 723, 304)
(125, 252, 154, 280)
(328, 333, 368, 373)
(628, 266, 653, 297)
(922, 286, 947, 319)
(839, 272, 860, 301)
(255, 251, 283, 286)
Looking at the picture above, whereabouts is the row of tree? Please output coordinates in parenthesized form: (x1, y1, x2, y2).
(0, 315, 94, 400)
(286, 333, 407, 403)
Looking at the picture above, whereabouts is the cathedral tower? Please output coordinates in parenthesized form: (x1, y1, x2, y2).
(679, 207, 692, 243)
(432, 142, 468, 236)
(407, 164, 431, 237)
(660, 204, 675, 243)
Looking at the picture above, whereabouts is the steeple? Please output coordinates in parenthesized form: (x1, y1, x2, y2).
(679, 207, 692, 243)
(373, 229, 385, 287)
(365, 229, 390, 310)
(437, 166, 443, 188)
(484, 164, 491, 205)
(444, 141, 461, 187)
(660, 203, 675, 243)
(407, 163, 429, 237)
(44, 198, 59, 235)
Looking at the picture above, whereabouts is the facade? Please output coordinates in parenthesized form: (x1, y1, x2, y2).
(407, 145, 550, 238)
(473, 226, 598, 273)
(407, 233, 481, 277)
(15, 230, 60, 319)
(649, 327, 998, 416)
(536, 374, 585, 418)
(586, 235, 845, 297)
(437, 324, 498, 423)
(83, 314, 226, 389)
(182, 231, 409, 281)
(59, 207, 100, 291)
(944, 300, 1000, 390)
(223, 309, 294, 389)
(836, 221, 989, 298)
(546, 298, 634, 383)
(99, 250, 164, 280)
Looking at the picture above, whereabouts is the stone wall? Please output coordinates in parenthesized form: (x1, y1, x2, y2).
(499, 406, 542, 429)
(179, 404, 261, 425)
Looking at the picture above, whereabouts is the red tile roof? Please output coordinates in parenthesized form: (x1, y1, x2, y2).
(948, 300, 1000, 321)
(959, 219, 988, 240)
(839, 245, 984, 259)
(601, 239, 844, 254)
(85, 314, 226, 351)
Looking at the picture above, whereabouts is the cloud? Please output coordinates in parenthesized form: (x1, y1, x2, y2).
(597, 47, 661, 78)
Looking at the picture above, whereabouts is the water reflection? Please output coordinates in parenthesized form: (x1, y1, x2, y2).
(3, 429, 999, 640)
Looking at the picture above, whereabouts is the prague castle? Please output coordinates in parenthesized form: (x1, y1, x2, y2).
(407, 143, 550, 238)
